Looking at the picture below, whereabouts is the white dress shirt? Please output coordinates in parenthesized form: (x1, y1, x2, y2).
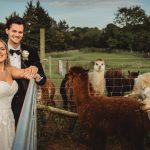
(8, 44, 21, 69)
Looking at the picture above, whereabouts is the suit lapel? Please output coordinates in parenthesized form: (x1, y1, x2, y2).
(20, 58, 29, 90)
(21, 59, 26, 68)
(21, 44, 29, 68)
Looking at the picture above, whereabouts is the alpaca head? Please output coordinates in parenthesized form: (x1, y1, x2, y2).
(94, 59, 105, 72)
(128, 70, 140, 78)
(68, 66, 89, 78)
(139, 77, 150, 100)
(67, 66, 89, 87)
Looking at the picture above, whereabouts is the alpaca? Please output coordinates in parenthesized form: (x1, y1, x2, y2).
(67, 66, 150, 150)
(60, 74, 76, 112)
(88, 59, 105, 96)
(60, 74, 69, 110)
(105, 68, 139, 96)
(37, 79, 55, 106)
(128, 72, 150, 100)
(142, 99, 150, 111)
(60, 74, 95, 112)
(141, 99, 150, 120)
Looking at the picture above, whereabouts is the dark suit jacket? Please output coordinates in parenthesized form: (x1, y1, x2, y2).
(11, 44, 46, 126)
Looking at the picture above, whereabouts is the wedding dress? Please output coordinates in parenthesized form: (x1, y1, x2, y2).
(0, 80, 18, 150)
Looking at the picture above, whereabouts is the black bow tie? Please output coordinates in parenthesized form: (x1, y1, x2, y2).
(9, 49, 21, 55)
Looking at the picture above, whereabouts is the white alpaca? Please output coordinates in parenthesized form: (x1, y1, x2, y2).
(88, 59, 105, 96)
(129, 72, 150, 100)
(136, 73, 150, 119)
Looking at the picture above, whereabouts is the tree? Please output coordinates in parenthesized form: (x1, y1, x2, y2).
(23, 0, 57, 50)
(102, 23, 120, 49)
(104, 23, 120, 38)
(57, 20, 69, 32)
(107, 38, 118, 49)
(133, 31, 150, 52)
(23, 1, 36, 46)
(0, 23, 6, 40)
(114, 6, 146, 27)
(80, 27, 101, 48)
(57, 20, 70, 49)
(51, 30, 66, 50)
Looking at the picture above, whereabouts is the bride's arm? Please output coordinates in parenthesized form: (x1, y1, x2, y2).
(7, 66, 38, 79)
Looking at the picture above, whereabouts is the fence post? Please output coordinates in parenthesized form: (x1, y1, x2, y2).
(66, 59, 69, 73)
(58, 60, 64, 76)
(40, 28, 45, 71)
(48, 56, 51, 77)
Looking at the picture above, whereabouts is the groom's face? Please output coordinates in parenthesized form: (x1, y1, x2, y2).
(5, 23, 24, 46)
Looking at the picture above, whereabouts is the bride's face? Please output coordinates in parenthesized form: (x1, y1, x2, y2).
(0, 41, 7, 63)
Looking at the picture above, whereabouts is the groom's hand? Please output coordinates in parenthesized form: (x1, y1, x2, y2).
(27, 66, 38, 75)
(23, 66, 38, 79)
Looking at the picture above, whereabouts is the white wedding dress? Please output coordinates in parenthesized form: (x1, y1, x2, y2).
(0, 80, 18, 150)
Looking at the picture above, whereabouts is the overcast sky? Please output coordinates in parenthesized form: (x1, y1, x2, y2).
(0, 0, 149, 29)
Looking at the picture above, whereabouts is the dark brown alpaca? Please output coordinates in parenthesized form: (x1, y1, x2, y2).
(105, 68, 139, 96)
(60, 74, 76, 112)
(67, 66, 150, 150)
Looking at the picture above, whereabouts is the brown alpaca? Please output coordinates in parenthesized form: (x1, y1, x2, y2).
(105, 68, 139, 96)
(67, 66, 150, 150)
(37, 79, 55, 106)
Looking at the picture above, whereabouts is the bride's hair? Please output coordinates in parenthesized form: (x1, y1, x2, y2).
(0, 39, 10, 66)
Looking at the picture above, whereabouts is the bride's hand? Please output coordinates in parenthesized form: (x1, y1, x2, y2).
(23, 66, 38, 79)
(25, 66, 38, 76)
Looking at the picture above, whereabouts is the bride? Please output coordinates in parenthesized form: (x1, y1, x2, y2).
(0, 39, 38, 150)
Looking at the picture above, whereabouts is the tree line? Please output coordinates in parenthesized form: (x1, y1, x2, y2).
(0, 1, 150, 54)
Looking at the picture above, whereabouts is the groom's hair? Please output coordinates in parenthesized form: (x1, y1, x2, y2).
(5, 16, 26, 30)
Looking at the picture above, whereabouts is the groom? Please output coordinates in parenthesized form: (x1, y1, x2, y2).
(5, 16, 46, 126)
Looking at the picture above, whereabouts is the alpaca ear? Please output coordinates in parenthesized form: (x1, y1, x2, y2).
(90, 61, 94, 66)
(85, 69, 89, 73)
(80, 69, 89, 76)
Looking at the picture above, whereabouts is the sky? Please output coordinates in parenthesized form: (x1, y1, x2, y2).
(0, 0, 150, 29)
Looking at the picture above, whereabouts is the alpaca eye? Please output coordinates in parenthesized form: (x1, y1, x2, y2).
(96, 63, 98, 65)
